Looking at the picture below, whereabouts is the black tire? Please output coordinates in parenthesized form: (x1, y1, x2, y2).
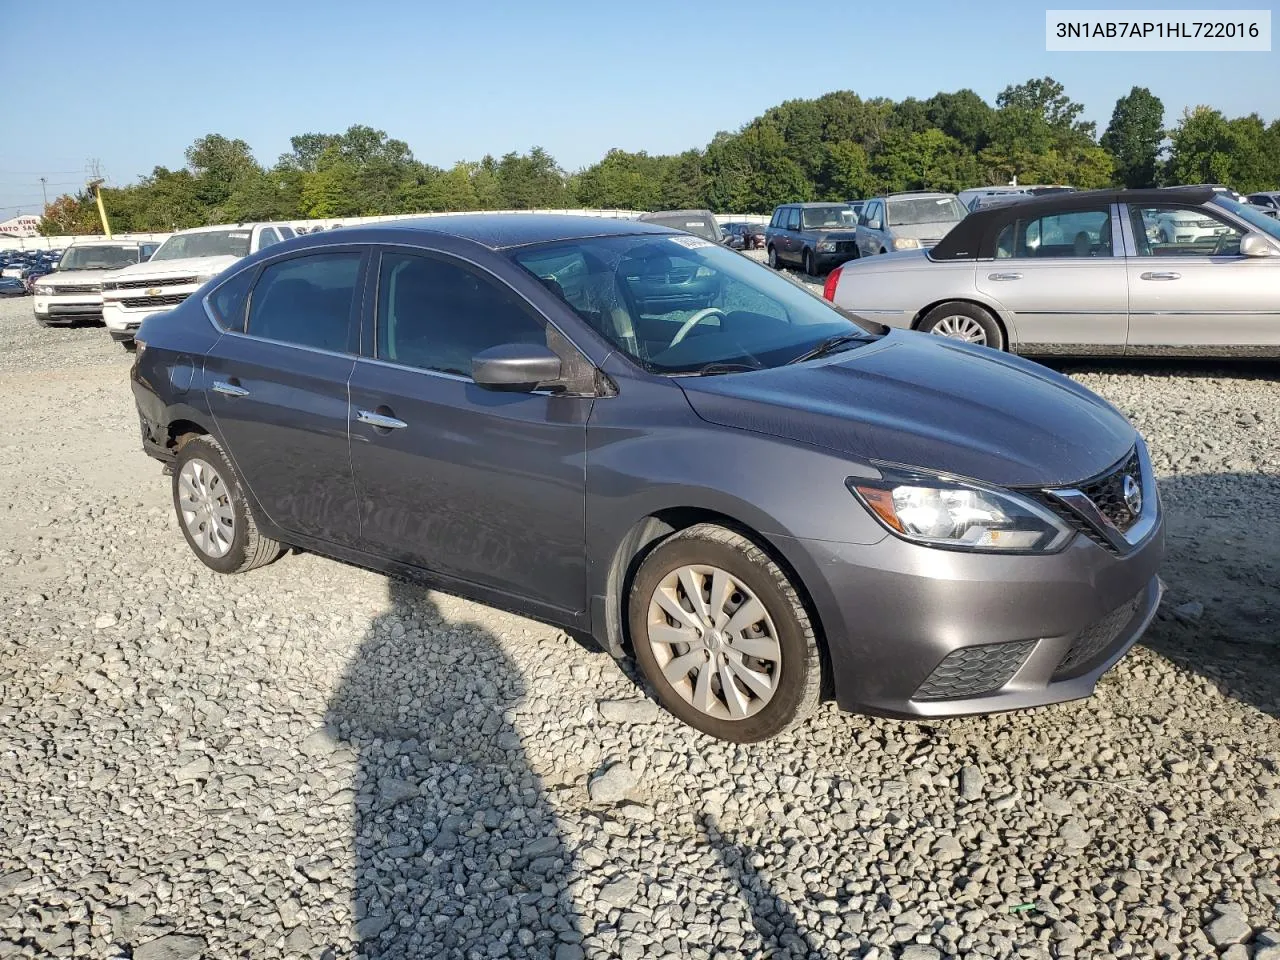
(628, 523, 822, 743)
(802, 249, 815, 276)
(767, 246, 780, 269)
(879, 248, 888, 256)
(171, 434, 282, 574)
(35, 316, 51, 328)
(121, 340, 137, 352)
(917, 301, 1005, 351)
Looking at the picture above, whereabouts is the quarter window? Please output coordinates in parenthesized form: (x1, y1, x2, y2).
(994, 208, 1113, 259)
(207, 266, 256, 332)
(1126, 204, 1243, 257)
(246, 253, 361, 351)
(376, 252, 546, 377)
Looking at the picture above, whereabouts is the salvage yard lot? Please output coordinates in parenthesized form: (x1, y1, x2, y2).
(1, 293, 1279, 959)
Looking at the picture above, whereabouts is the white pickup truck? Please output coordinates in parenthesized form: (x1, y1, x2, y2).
(102, 222, 295, 345)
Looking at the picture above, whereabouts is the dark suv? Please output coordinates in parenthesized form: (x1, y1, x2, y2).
(764, 203, 861, 275)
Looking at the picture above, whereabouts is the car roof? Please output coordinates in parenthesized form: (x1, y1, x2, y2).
(287, 213, 677, 251)
(637, 209, 716, 219)
(931, 185, 1220, 261)
(885, 192, 957, 200)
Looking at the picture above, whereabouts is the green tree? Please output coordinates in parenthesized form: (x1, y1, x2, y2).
(40, 193, 101, 235)
(1100, 87, 1164, 187)
(185, 134, 262, 218)
(1166, 106, 1236, 185)
(818, 140, 874, 200)
(996, 77, 1094, 142)
(924, 90, 996, 152)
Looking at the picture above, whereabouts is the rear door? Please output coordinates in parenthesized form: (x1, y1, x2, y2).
(203, 249, 367, 545)
(1122, 201, 1280, 353)
(347, 247, 591, 616)
(975, 203, 1128, 354)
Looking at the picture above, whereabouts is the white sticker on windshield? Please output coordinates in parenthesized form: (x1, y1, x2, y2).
(669, 235, 714, 249)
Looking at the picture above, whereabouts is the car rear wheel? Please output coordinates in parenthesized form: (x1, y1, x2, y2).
(918, 302, 1004, 350)
(172, 435, 282, 574)
(767, 246, 780, 269)
(628, 524, 822, 742)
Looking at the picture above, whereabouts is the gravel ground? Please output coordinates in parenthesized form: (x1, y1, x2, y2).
(1, 291, 1278, 960)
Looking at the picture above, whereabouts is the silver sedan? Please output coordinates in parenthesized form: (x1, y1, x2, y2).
(825, 185, 1280, 357)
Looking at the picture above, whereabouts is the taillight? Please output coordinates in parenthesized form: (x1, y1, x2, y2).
(823, 264, 843, 302)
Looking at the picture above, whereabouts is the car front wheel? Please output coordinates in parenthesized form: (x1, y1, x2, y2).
(628, 524, 822, 742)
(918, 301, 1004, 350)
(803, 250, 816, 275)
(767, 246, 780, 269)
(171, 434, 282, 574)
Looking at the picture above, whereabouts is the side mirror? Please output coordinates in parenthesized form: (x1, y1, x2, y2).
(867, 219, 881, 231)
(472, 343, 562, 391)
(1239, 234, 1274, 257)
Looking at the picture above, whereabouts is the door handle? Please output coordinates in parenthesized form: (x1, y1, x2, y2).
(356, 409, 408, 430)
(987, 272, 1022, 281)
(1140, 271, 1181, 281)
(211, 380, 249, 398)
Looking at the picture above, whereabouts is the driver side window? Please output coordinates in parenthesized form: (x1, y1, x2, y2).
(1127, 204, 1243, 257)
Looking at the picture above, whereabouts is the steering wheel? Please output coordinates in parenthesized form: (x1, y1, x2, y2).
(670, 307, 727, 347)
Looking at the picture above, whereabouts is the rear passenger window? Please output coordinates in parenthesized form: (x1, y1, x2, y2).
(247, 253, 361, 352)
(995, 208, 1113, 259)
(207, 267, 256, 332)
(786, 208, 801, 230)
(376, 252, 545, 377)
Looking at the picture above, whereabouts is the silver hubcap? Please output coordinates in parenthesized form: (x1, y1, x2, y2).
(178, 458, 235, 558)
(931, 315, 987, 344)
(646, 565, 782, 721)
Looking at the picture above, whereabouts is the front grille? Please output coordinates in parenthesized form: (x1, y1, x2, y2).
(914, 640, 1035, 701)
(118, 294, 189, 308)
(50, 284, 100, 294)
(834, 241, 857, 252)
(1053, 590, 1144, 679)
(1079, 449, 1142, 533)
(105, 275, 197, 291)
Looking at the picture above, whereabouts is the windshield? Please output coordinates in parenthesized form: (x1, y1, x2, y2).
(1214, 196, 1280, 242)
(151, 229, 251, 261)
(511, 234, 879, 375)
(887, 196, 968, 225)
(638, 215, 720, 242)
(801, 205, 857, 229)
(57, 246, 140, 271)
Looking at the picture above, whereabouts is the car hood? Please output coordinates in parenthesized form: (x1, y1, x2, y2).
(41, 267, 123, 286)
(110, 254, 240, 279)
(677, 331, 1136, 488)
(889, 220, 963, 240)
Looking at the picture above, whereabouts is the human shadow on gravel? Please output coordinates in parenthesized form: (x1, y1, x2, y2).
(1137, 471, 1280, 723)
(701, 814, 828, 959)
(324, 577, 582, 959)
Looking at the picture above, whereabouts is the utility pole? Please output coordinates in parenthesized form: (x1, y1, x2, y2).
(86, 160, 112, 238)
(39, 177, 48, 210)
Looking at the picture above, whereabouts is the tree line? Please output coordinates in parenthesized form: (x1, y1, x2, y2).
(39, 77, 1280, 235)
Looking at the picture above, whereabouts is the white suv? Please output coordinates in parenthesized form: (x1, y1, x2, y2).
(32, 240, 159, 326)
(102, 222, 294, 345)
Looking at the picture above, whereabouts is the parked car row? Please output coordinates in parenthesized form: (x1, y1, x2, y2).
(1, 248, 62, 295)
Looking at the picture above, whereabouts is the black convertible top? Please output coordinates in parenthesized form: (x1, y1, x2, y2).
(931, 185, 1219, 260)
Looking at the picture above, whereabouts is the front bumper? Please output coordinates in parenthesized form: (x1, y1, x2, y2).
(813, 250, 860, 271)
(777, 509, 1165, 718)
(34, 295, 103, 322)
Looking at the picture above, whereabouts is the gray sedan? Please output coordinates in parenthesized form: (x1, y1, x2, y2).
(130, 214, 1164, 742)
(826, 186, 1280, 356)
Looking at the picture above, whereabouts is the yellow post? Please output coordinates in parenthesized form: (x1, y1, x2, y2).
(89, 178, 112, 238)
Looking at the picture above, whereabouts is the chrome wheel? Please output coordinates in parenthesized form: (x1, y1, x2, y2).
(177, 458, 235, 558)
(930, 315, 988, 344)
(645, 564, 782, 721)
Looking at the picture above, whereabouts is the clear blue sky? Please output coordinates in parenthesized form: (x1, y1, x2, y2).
(1, 0, 1276, 214)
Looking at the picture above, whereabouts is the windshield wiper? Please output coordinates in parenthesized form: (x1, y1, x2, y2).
(786, 333, 867, 365)
(689, 361, 763, 376)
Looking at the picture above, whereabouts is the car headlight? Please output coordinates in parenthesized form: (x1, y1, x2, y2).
(891, 237, 921, 250)
(34, 283, 53, 295)
(816, 240, 837, 253)
(848, 467, 1073, 553)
